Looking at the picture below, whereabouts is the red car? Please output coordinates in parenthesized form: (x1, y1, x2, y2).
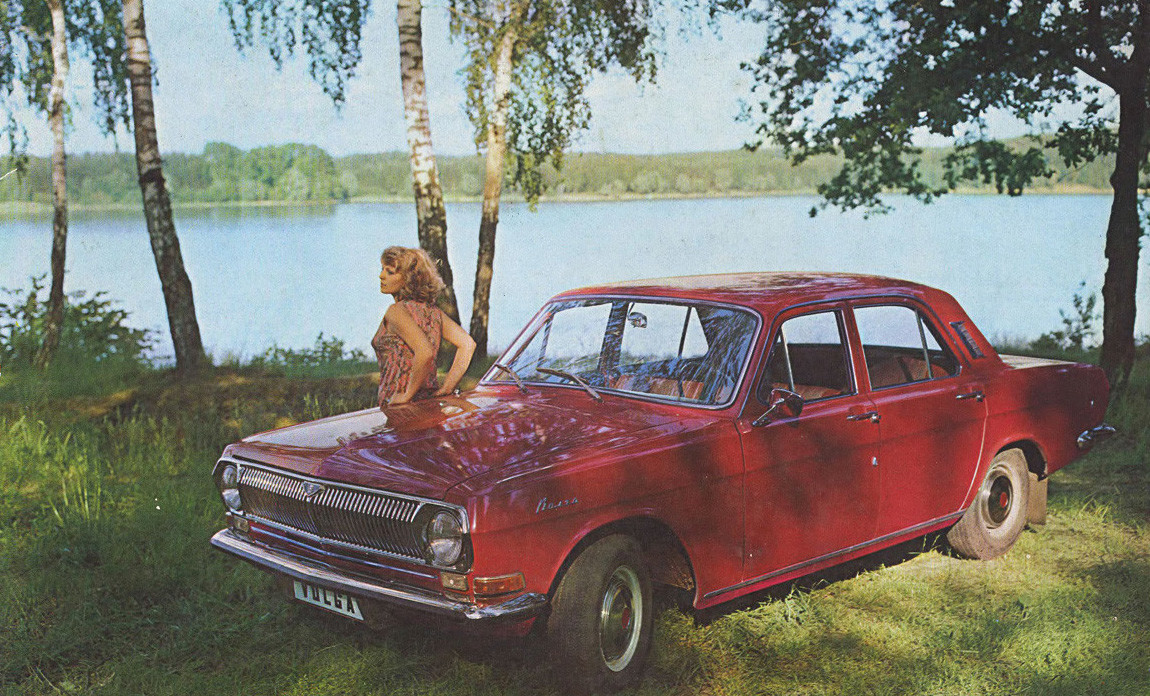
(211, 273, 1112, 693)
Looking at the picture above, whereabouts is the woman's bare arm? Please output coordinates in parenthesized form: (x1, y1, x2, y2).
(385, 303, 437, 405)
(435, 310, 477, 396)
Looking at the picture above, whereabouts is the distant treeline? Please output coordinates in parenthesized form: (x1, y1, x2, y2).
(0, 141, 1115, 206)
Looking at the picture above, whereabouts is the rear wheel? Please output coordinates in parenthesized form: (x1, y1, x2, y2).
(547, 535, 653, 694)
(948, 448, 1030, 559)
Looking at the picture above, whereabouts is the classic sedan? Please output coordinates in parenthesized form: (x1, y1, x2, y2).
(211, 273, 1112, 693)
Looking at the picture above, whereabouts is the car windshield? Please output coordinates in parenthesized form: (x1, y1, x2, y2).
(487, 298, 759, 406)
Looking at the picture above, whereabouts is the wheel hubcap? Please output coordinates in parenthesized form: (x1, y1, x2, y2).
(982, 468, 1014, 528)
(599, 566, 642, 672)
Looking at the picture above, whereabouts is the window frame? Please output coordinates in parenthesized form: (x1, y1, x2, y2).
(755, 307, 857, 406)
(850, 300, 963, 392)
(481, 294, 764, 411)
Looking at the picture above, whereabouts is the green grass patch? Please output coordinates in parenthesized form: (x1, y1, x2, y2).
(1, 353, 1147, 694)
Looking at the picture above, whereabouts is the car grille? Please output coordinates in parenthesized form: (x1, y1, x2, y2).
(237, 464, 426, 562)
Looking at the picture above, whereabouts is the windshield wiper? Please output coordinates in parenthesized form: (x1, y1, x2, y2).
(537, 367, 602, 402)
(492, 362, 530, 393)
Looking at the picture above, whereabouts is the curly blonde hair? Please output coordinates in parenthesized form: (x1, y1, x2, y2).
(381, 246, 445, 304)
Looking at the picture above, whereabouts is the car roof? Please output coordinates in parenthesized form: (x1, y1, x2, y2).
(552, 272, 943, 314)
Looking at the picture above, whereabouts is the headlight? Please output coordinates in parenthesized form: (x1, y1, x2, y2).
(216, 463, 242, 512)
(424, 510, 463, 566)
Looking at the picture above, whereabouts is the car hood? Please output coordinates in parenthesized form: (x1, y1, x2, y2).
(223, 386, 682, 499)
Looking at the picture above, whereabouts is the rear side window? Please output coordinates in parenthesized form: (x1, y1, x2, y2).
(758, 310, 853, 403)
(854, 305, 958, 388)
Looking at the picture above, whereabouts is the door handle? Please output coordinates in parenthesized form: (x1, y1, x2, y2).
(847, 411, 880, 423)
(956, 390, 985, 402)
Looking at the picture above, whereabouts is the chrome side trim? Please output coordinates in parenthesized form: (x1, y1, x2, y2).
(1077, 423, 1117, 450)
(211, 529, 546, 621)
(704, 511, 965, 600)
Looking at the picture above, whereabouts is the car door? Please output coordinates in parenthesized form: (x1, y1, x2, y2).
(850, 301, 988, 537)
(738, 305, 880, 583)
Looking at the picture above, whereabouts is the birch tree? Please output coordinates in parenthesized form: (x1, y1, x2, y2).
(397, 0, 459, 321)
(223, 0, 461, 321)
(0, 0, 129, 368)
(449, 0, 662, 357)
(37, 0, 68, 368)
(122, 0, 207, 372)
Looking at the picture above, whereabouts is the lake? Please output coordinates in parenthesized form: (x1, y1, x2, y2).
(2, 195, 1147, 361)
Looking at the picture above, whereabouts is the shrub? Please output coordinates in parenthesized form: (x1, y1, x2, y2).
(0, 275, 155, 370)
(249, 332, 374, 378)
(0, 276, 156, 401)
(1028, 282, 1098, 356)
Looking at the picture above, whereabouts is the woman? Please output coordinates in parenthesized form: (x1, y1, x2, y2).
(373, 246, 476, 407)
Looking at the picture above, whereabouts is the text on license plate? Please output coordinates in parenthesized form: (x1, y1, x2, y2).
(292, 581, 364, 620)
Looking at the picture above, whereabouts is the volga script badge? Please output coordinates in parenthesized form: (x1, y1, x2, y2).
(303, 482, 325, 498)
(535, 496, 578, 514)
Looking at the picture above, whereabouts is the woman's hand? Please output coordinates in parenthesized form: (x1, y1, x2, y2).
(388, 392, 413, 406)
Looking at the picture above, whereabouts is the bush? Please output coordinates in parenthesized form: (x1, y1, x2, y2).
(249, 332, 374, 378)
(1028, 282, 1098, 357)
(0, 276, 156, 401)
(0, 275, 155, 369)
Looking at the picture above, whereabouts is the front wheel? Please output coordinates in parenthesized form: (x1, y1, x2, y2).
(947, 448, 1030, 559)
(547, 535, 653, 694)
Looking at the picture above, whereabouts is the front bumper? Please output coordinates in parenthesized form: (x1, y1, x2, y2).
(211, 529, 547, 621)
(1077, 423, 1117, 450)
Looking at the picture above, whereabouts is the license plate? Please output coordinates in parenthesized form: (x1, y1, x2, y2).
(292, 581, 364, 620)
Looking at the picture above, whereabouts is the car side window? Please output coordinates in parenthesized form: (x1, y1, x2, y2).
(758, 310, 853, 403)
(854, 304, 959, 388)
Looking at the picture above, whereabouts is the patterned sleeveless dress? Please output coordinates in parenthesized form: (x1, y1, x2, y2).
(373, 300, 442, 406)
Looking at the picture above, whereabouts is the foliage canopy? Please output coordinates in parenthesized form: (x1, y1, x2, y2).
(719, 0, 1140, 213)
(448, 0, 666, 203)
(0, 0, 130, 164)
(222, 0, 371, 106)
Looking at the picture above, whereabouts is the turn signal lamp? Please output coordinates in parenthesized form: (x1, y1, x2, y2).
(440, 572, 469, 592)
(473, 573, 526, 597)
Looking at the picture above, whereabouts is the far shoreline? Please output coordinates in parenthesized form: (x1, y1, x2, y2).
(0, 186, 1114, 218)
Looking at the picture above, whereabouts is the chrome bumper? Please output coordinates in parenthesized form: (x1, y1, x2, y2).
(210, 529, 547, 621)
(1077, 423, 1117, 449)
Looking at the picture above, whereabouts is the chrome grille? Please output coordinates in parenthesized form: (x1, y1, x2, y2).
(237, 464, 425, 561)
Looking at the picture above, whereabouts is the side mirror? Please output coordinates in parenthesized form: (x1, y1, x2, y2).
(752, 388, 803, 427)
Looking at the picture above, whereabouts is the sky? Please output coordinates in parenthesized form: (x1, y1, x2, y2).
(15, 1, 773, 158)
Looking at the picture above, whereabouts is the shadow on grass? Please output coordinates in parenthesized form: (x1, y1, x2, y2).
(695, 530, 953, 625)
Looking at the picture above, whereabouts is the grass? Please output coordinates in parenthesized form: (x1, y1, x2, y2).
(1, 355, 1147, 695)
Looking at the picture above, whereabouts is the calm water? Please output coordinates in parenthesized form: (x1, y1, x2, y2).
(2, 195, 1147, 361)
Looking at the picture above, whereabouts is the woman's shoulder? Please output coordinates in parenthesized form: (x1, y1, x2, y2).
(390, 299, 440, 328)
(398, 299, 439, 317)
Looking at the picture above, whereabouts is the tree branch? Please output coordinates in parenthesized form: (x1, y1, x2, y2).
(1071, 53, 1116, 90)
(434, 2, 495, 30)
(1131, 0, 1150, 71)
(16, 24, 48, 43)
(1085, 0, 1122, 77)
